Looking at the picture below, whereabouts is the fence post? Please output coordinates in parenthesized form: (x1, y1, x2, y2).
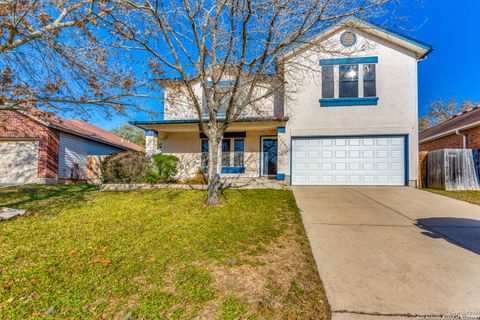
(418, 151, 428, 188)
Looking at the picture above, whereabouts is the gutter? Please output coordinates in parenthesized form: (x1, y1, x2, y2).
(130, 116, 289, 126)
(420, 120, 480, 144)
(455, 129, 468, 148)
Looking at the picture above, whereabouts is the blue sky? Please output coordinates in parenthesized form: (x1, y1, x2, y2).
(90, 0, 480, 130)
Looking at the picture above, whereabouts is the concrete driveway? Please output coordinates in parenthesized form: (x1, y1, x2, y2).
(293, 186, 480, 319)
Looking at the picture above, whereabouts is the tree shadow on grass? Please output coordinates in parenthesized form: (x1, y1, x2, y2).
(416, 217, 480, 255)
(0, 184, 96, 214)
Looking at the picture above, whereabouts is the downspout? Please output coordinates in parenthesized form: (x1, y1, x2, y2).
(456, 129, 467, 149)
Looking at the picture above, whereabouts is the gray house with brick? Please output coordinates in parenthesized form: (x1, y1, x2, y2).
(0, 110, 142, 185)
(420, 107, 480, 152)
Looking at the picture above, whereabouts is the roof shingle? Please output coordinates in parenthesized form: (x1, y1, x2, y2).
(420, 107, 480, 142)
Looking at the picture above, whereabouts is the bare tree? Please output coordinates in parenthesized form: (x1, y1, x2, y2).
(420, 97, 479, 131)
(100, 0, 394, 204)
(0, 0, 149, 117)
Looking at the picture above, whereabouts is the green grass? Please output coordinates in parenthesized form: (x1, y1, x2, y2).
(423, 188, 480, 206)
(0, 185, 329, 319)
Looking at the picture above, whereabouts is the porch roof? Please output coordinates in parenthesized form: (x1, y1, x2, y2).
(130, 116, 288, 134)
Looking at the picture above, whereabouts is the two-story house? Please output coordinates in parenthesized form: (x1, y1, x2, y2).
(132, 18, 432, 187)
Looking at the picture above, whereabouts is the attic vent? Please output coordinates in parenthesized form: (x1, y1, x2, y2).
(340, 31, 356, 47)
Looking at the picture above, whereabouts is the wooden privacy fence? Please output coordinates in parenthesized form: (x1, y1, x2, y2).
(419, 149, 480, 190)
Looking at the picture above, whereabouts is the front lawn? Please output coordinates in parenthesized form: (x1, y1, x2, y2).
(0, 185, 329, 319)
(423, 188, 480, 206)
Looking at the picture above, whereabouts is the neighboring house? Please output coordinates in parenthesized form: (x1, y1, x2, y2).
(0, 110, 142, 184)
(133, 18, 432, 187)
(420, 107, 480, 151)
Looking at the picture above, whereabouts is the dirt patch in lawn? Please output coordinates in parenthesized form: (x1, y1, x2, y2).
(198, 229, 330, 319)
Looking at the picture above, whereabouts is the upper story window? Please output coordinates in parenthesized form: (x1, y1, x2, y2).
(321, 65, 334, 99)
(363, 64, 376, 97)
(320, 56, 378, 106)
(339, 65, 359, 98)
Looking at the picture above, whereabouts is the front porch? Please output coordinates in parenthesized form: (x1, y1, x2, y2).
(132, 117, 288, 182)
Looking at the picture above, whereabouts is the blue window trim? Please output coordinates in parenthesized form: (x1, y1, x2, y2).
(320, 56, 378, 66)
(221, 166, 245, 174)
(277, 126, 286, 133)
(289, 134, 409, 186)
(320, 97, 378, 107)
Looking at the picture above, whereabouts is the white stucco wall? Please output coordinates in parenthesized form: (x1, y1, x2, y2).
(278, 28, 420, 185)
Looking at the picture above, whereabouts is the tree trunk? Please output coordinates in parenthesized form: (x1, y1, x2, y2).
(207, 135, 222, 205)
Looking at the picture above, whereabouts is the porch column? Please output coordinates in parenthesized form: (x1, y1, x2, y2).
(145, 130, 158, 157)
(277, 126, 289, 184)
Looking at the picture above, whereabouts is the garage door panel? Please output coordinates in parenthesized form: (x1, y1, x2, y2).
(362, 138, 375, 146)
(322, 150, 333, 158)
(292, 136, 405, 186)
(348, 150, 361, 158)
(348, 138, 361, 146)
(391, 150, 403, 158)
(390, 137, 404, 146)
(322, 140, 333, 146)
(349, 162, 361, 170)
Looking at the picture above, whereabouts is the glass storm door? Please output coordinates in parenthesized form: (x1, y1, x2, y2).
(262, 138, 278, 176)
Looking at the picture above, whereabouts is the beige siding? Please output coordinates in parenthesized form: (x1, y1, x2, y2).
(162, 132, 202, 180)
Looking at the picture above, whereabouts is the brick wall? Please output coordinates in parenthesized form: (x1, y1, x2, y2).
(465, 127, 480, 149)
(420, 126, 480, 151)
(0, 110, 59, 179)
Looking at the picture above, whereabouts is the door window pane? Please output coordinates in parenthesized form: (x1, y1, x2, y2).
(363, 64, 376, 97)
(262, 139, 278, 175)
(322, 66, 334, 98)
(339, 65, 358, 98)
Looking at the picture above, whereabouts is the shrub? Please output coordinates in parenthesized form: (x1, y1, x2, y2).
(102, 152, 179, 184)
(102, 151, 147, 183)
(151, 154, 179, 182)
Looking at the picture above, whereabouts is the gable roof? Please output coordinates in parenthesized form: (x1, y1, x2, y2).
(419, 106, 480, 143)
(278, 17, 433, 62)
(18, 110, 143, 151)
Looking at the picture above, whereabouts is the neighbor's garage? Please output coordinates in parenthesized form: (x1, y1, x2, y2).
(0, 140, 39, 184)
(291, 136, 406, 186)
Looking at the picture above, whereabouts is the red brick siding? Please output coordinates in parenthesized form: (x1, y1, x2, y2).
(420, 126, 480, 151)
(0, 110, 59, 179)
(465, 127, 480, 149)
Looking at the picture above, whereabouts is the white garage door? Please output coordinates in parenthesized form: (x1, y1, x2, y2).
(292, 136, 406, 186)
(0, 140, 39, 184)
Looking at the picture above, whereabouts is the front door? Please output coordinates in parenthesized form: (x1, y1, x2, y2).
(262, 138, 278, 176)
